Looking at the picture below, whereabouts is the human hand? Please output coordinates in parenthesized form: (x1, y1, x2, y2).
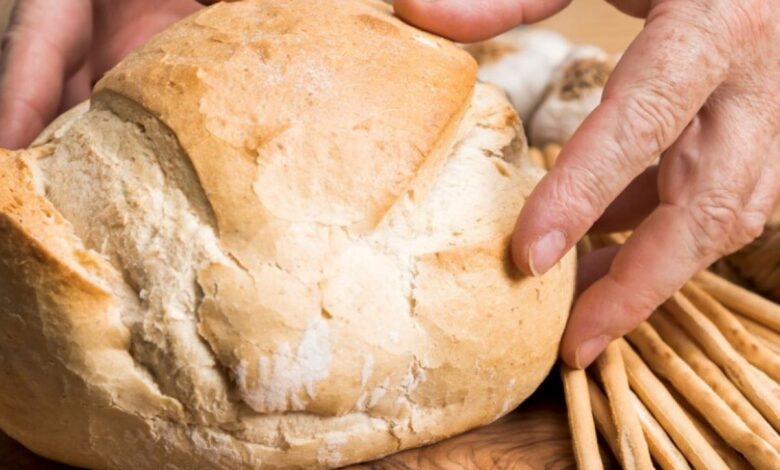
(0, 0, 211, 149)
(396, 0, 780, 368)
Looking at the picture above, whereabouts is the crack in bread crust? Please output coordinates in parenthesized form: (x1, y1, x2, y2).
(38, 106, 237, 423)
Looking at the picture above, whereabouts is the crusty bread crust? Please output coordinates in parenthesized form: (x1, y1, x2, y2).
(0, 1, 575, 468)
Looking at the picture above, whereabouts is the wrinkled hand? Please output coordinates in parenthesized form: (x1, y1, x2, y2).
(396, 0, 780, 368)
(0, 0, 210, 149)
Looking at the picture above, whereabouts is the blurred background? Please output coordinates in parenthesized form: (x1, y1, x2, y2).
(0, 0, 12, 33)
(535, 0, 642, 52)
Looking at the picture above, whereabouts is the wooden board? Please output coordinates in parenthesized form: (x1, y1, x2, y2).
(0, 376, 617, 469)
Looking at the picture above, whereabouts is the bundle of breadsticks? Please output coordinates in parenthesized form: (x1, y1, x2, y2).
(474, 31, 780, 470)
(531, 148, 780, 470)
(562, 229, 780, 470)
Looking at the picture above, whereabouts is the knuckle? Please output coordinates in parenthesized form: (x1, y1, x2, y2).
(729, 209, 768, 249)
(687, 188, 743, 258)
(550, 165, 613, 228)
(615, 85, 681, 159)
(630, 288, 665, 323)
(607, 271, 664, 324)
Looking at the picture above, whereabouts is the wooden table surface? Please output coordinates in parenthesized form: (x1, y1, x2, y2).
(0, 1, 639, 469)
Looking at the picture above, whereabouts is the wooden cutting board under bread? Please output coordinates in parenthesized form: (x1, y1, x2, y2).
(0, 1, 640, 468)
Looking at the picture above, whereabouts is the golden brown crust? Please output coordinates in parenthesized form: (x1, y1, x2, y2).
(96, 0, 477, 246)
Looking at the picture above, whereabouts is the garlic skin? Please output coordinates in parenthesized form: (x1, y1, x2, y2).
(529, 46, 616, 146)
(466, 29, 571, 123)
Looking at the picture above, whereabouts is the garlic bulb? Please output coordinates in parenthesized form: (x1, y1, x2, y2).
(465, 29, 571, 123)
(529, 46, 616, 146)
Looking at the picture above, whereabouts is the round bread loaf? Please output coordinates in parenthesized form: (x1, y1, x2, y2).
(0, 0, 575, 468)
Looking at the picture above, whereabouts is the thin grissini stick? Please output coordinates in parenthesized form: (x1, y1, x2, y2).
(664, 292, 780, 431)
(617, 339, 729, 470)
(561, 365, 604, 470)
(542, 143, 561, 170)
(625, 323, 780, 469)
(602, 232, 629, 246)
(671, 388, 753, 470)
(737, 313, 780, 355)
(629, 391, 691, 470)
(694, 269, 780, 333)
(587, 375, 621, 460)
(650, 311, 780, 452)
(683, 282, 780, 382)
(528, 146, 546, 170)
(595, 342, 653, 470)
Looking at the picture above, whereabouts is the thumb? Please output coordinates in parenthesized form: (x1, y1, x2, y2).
(393, 0, 572, 42)
(0, 0, 92, 149)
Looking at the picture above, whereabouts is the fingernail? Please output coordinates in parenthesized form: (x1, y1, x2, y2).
(528, 230, 566, 276)
(575, 335, 611, 369)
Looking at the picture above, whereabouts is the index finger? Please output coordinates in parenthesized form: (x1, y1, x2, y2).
(511, 5, 729, 276)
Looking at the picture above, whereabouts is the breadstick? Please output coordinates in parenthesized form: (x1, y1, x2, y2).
(561, 365, 604, 470)
(617, 339, 729, 470)
(625, 323, 780, 469)
(736, 313, 780, 355)
(650, 311, 780, 451)
(595, 342, 653, 470)
(669, 387, 753, 470)
(528, 146, 546, 170)
(629, 391, 691, 470)
(665, 292, 780, 430)
(694, 270, 780, 332)
(683, 282, 780, 382)
(587, 375, 620, 460)
(601, 232, 629, 246)
(542, 143, 561, 170)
